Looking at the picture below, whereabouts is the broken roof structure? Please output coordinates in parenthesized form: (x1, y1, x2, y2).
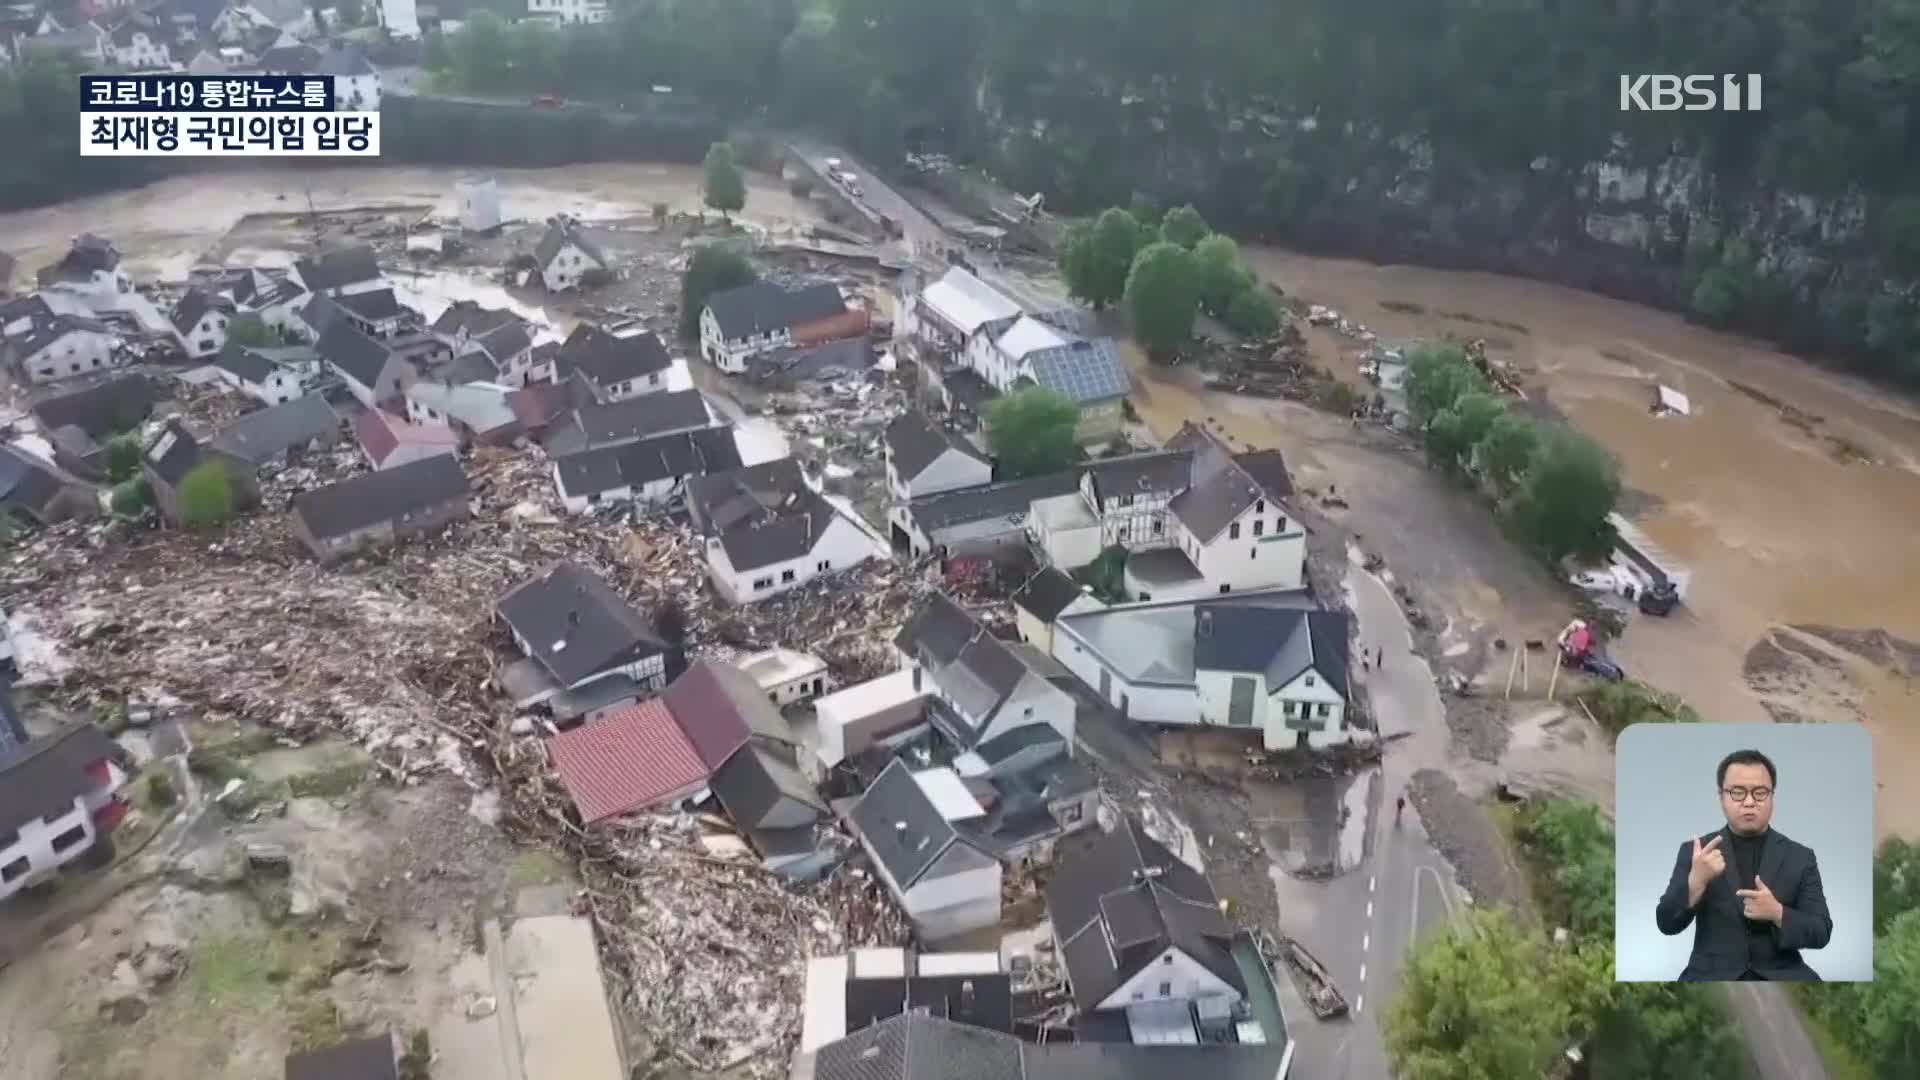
(36, 233, 120, 286)
(29, 373, 157, 437)
(141, 418, 204, 487)
(685, 458, 844, 573)
(294, 244, 381, 294)
(209, 396, 341, 466)
(0, 447, 68, 523)
(704, 280, 847, 341)
(1047, 815, 1245, 1012)
(495, 561, 670, 690)
(534, 216, 608, 270)
(0, 724, 120, 845)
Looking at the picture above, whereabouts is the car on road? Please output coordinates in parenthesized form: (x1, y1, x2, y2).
(531, 94, 564, 109)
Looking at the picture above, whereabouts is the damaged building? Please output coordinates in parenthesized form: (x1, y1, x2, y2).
(495, 560, 685, 727)
(686, 458, 884, 605)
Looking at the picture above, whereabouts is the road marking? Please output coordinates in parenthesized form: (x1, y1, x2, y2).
(1366, 901, 1373, 919)
(1363, 933, 1370, 952)
(1355, 994, 1365, 1016)
(1359, 963, 1366, 982)
(1370, 875, 1377, 893)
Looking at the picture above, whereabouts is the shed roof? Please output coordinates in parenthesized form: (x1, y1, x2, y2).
(495, 561, 668, 688)
(704, 280, 847, 341)
(292, 453, 467, 541)
(548, 698, 709, 823)
(0, 723, 120, 837)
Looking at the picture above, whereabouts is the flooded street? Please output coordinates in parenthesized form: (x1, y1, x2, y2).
(1251, 251, 1920, 837)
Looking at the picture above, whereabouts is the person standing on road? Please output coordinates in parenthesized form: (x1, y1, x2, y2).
(1395, 794, 1406, 824)
(1654, 749, 1832, 981)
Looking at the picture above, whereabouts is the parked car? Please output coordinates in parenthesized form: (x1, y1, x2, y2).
(531, 94, 564, 109)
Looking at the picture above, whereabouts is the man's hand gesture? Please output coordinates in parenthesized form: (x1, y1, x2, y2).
(1737, 876, 1786, 926)
(1688, 835, 1726, 892)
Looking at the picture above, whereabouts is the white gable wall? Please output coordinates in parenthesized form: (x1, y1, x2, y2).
(179, 309, 229, 358)
(22, 330, 120, 384)
(541, 241, 598, 292)
(1267, 666, 1347, 750)
(705, 512, 877, 606)
(891, 445, 992, 501)
(1096, 945, 1242, 1011)
(1184, 501, 1306, 592)
(975, 671, 1075, 749)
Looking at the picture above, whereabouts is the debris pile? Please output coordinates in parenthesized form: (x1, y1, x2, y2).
(1201, 319, 1317, 400)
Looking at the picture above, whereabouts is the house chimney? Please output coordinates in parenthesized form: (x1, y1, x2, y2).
(1198, 610, 1214, 638)
(960, 980, 976, 1016)
(912, 665, 922, 692)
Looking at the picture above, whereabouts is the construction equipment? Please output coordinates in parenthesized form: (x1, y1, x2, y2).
(1556, 620, 1626, 682)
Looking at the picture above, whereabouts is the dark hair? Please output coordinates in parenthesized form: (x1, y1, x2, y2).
(1717, 749, 1776, 789)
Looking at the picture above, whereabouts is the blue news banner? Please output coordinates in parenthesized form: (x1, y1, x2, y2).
(80, 75, 379, 158)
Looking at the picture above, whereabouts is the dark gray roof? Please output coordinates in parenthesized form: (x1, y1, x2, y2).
(495, 561, 669, 688)
(709, 737, 826, 835)
(815, 1013, 1021, 1080)
(704, 280, 846, 341)
(431, 300, 521, 339)
(0, 447, 63, 519)
(0, 723, 120, 836)
(256, 42, 322, 72)
(316, 320, 393, 390)
(1011, 567, 1086, 623)
(685, 458, 842, 572)
(885, 411, 982, 481)
(213, 342, 276, 385)
(142, 419, 203, 486)
(1085, 450, 1191, 504)
(1192, 603, 1350, 696)
(39, 233, 119, 281)
(552, 324, 671, 386)
(333, 287, 402, 322)
(578, 389, 712, 446)
(429, 350, 498, 386)
(168, 286, 224, 335)
(553, 425, 741, 498)
(300, 292, 344, 338)
(660, 659, 793, 770)
(842, 964, 1014, 1037)
(1166, 423, 1279, 542)
(30, 374, 156, 437)
(906, 470, 1081, 534)
(893, 593, 980, 667)
(283, 1034, 399, 1080)
(1233, 450, 1294, 500)
(1047, 815, 1243, 1011)
(211, 396, 341, 465)
(474, 321, 532, 364)
(295, 245, 380, 293)
(943, 368, 1001, 414)
(849, 758, 964, 891)
(292, 454, 467, 542)
(533, 218, 608, 270)
(12, 314, 114, 360)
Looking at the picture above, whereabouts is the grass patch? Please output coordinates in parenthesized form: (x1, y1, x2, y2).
(186, 732, 282, 785)
(141, 769, 178, 812)
(508, 847, 574, 888)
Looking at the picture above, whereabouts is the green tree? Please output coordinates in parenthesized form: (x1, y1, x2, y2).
(1572, 680, 1700, 736)
(1193, 234, 1247, 316)
(1125, 241, 1201, 362)
(1520, 799, 1617, 938)
(1061, 207, 1145, 310)
(225, 314, 274, 348)
(1509, 429, 1620, 563)
(679, 244, 757, 339)
(985, 386, 1080, 479)
(857, 79, 906, 166)
(1158, 203, 1210, 248)
(1222, 286, 1279, 337)
(1384, 907, 1587, 1080)
(702, 141, 746, 218)
(1814, 910, 1920, 1078)
(104, 433, 142, 483)
(1403, 342, 1487, 423)
(1874, 836, 1920, 934)
(1591, 984, 1745, 1080)
(1477, 411, 1541, 494)
(1127, 192, 1162, 229)
(1426, 391, 1505, 473)
(110, 476, 150, 516)
(176, 462, 235, 528)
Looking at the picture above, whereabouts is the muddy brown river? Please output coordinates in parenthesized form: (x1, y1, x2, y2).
(4, 165, 1912, 836)
(1252, 251, 1920, 839)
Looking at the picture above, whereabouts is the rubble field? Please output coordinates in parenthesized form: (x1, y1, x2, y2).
(6, 440, 948, 1074)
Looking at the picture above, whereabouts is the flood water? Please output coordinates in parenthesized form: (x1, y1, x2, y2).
(1251, 250, 1920, 837)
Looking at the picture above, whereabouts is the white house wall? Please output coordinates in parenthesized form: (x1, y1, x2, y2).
(22, 331, 120, 384)
(541, 241, 597, 292)
(1195, 668, 1270, 732)
(902, 857, 1002, 941)
(893, 446, 992, 501)
(0, 799, 98, 901)
(1050, 629, 1194, 724)
(179, 310, 229, 359)
(708, 513, 876, 605)
(699, 306, 793, 374)
(1096, 946, 1243, 1011)
(977, 673, 1075, 749)
(1036, 518, 1103, 570)
(1185, 504, 1307, 592)
(1267, 667, 1347, 750)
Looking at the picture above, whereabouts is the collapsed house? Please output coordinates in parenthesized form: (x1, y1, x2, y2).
(140, 418, 259, 526)
(494, 560, 685, 727)
(290, 453, 470, 563)
(208, 395, 343, 469)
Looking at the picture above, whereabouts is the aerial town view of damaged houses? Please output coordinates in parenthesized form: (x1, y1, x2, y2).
(6, 69, 1858, 1080)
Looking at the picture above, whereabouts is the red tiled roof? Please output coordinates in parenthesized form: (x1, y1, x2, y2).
(353, 407, 458, 467)
(659, 660, 756, 771)
(547, 698, 710, 824)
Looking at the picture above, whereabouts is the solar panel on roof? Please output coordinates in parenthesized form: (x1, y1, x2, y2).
(1030, 340, 1129, 404)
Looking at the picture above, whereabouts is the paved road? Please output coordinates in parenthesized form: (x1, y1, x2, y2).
(1275, 565, 1465, 1079)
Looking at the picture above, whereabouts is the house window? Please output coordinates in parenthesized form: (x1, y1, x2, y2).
(1061, 802, 1083, 824)
(587, 493, 601, 505)
(0, 856, 26, 883)
(1250, 547, 1257, 559)
(1229, 522, 1241, 539)
(1219, 584, 1231, 594)
(1158, 981, 1173, 997)
(817, 560, 831, 572)
(1023, 705, 1034, 720)
(1253, 519, 1265, 537)
(1255, 499, 1265, 513)
(1284, 701, 1297, 716)
(1305, 674, 1315, 687)
(1318, 703, 1331, 717)
(753, 576, 774, 589)
(1152, 518, 1163, 536)
(782, 569, 796, 583)
(1116, 494, 1132, 508)
(50, 824, 87, 853)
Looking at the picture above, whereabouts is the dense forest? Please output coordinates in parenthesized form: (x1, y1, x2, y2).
(12, 0, 1920, 380)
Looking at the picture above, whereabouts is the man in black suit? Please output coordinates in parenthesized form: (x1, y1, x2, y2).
(1655, 748, 1833, 981)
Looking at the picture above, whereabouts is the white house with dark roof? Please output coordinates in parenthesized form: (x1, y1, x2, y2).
(698, 280, 859, 374)
(292, 245, 384, 299)
(11, 315, 120, 384)
(892, 469, 1081, 561)
(317, 320, 414, 407)
(429, 301, 535, 385)
(330, 287, 409, 339)
(549, 323, 671, 401)
(494, 560, 685, 726)
(103, 16, 169, 67)
(883, 410, 991, 502)
(846, 757, 1003, 942)
(226, 267, 309, 338)
(893, 593, 1076, 754)
(1163, 425, 1306, 595)
(534, 217, 608, 292)
(35, 234, 131, 304)
(0, 723, 129, 903)
(168, 287, 233, 359)
(550, 425, 742, 514)
(212, 343, 319, 405)
(1050, 591, 1352, 751)
(541, 387, 714, 456)
(314, 45, 379, 109)
(1011, 566, 1101, 654)
(685, 457, 885, 604)
(1046, 815, 1246, 1017)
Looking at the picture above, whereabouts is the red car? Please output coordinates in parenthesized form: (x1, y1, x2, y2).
(531, 94, 564, 109)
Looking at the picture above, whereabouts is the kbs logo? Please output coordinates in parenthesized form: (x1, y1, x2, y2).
(1619, 75, 1763, 112)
